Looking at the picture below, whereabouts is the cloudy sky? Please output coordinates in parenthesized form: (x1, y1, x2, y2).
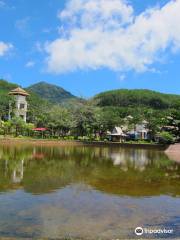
(0, 0, 180, 97)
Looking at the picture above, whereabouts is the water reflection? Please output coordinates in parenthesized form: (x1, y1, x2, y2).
(0, 144, 180, 239)
(0, 144, 180, 196)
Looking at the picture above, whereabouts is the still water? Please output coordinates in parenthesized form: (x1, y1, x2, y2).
(0, 143, 180, 239)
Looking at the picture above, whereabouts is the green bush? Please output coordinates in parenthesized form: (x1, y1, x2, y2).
(158, 131, 174, 144)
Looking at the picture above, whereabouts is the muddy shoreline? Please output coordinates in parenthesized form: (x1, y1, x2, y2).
(0, 138, 167, 150)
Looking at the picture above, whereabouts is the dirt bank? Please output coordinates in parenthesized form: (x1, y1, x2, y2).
(165, 144, 180, 162)
(0, 138, 166, 150)
(165, 143, 180, 153)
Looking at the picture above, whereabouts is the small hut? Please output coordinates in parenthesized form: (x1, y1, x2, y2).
(107, 127, 127, 142)
(32, 128, 47, 138)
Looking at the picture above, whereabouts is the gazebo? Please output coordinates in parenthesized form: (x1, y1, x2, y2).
(33, 128, 47, 138)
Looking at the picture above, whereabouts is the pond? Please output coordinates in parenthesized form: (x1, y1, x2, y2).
(0, 143, 180, 239)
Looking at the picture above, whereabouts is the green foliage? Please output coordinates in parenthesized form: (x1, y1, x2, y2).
(92, 89, 180, 140)
(0, 118, 35, 137)
(0, 79, 18, 91)
(71, 104, 97, 137)
(27, 81, 77, 104)
(0, 79, 18, 120)
(0, 120, 12, 135)
(94, 89, 180, 109)
(26, 91, 52, 125)
(0, 79, 180, 142)
(10, 117, 26, 136)
(158, 131, 175, 144)
(46, 105, 75, 136)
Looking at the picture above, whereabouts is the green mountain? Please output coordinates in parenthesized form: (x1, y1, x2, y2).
(0, 80, 18, 118)
(0, 79, 82, 123)
(27, 81, 77, 104)
(94, 89, 180, 110)
(0, 79, 18, 92)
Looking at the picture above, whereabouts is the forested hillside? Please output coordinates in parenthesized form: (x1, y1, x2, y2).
(93, 89, 180, 139)
(27, 81, 77, 104)
(94, 89, 180, 109)
(0, 80, 18, 119)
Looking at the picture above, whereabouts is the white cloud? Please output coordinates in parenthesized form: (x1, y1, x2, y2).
(45, 0, 180, 73)
(0, 41, 13, 57)
(118, 74, 126, 82)
(59, 0, 133, 29)
(25, 61, 35, 68)
(0, 1, 5, 8)
(0, 1, 15, 10)
(35, 41, 44, 53)
(15, 17, 30, 35)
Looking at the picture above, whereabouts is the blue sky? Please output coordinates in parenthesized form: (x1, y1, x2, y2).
(0, 0, 180, 97)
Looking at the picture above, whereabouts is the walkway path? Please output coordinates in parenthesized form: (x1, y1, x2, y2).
(165, 144, 180, 162)
(165, 143, 180, 153)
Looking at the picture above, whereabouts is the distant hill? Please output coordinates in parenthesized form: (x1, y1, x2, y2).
(0, 79, 18, 92)
(0, 80, 19, 118)
(94, 89, 180, 110)
(1, 79, 180, 124)
(27, 82, 78, 104)
(0, 79, 84, 122)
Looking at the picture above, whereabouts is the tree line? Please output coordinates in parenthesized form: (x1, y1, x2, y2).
(0, 79, 180, 143)
(0, 102, 180, 143)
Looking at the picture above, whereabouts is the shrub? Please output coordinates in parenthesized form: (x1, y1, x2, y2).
(158, 131, 174, 144)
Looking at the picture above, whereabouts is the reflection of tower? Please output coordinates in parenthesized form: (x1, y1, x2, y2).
(8, 87, 30, 122)
(12, 159, 24, 183)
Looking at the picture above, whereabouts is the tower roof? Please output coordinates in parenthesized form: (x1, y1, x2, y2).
(8, 87, 30, 96)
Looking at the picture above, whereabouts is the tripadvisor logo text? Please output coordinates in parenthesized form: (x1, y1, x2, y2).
(135, 226, 174, 236)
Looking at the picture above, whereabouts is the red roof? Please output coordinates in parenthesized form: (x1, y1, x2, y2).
(33, 128, 47, 131)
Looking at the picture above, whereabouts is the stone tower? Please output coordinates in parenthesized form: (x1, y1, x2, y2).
(8, 87, 30, 122)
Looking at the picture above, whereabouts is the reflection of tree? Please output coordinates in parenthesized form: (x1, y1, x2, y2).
(0, 145, 180, 197)
(107, 149, 169, 171)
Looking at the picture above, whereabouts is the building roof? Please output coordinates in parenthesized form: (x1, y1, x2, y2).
(108, 126, 127, 136)
(126, 115, 133, 120)
(142, 120, 149, 125)
(113, 127, 124, 134)
(33, 128, 47, 131)
(136, 124, 148, 132)
(8, 87, 30, 96)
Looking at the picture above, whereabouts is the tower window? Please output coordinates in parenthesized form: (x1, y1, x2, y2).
(20, 103, 25, 109)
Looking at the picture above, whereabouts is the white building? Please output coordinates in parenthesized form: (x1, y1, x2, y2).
(8, 87, 30, 122)
(107, 126, 127, 142)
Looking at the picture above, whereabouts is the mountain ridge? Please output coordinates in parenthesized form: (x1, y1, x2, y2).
(94, 88, 180, 109)
(27, 81, 77, 104)
(1, 79, 180, 109)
